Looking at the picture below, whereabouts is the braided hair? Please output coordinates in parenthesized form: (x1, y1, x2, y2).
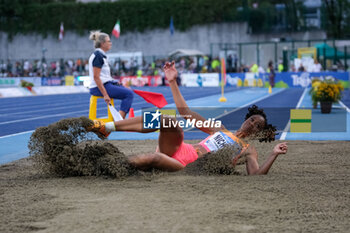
(244, 105, 277, 142)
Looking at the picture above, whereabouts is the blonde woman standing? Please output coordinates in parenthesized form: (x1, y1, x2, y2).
(88, 31, 133, 118)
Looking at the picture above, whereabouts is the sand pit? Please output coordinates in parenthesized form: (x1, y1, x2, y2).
(1, 138, 350, 233)
(28, 117, 137, 178)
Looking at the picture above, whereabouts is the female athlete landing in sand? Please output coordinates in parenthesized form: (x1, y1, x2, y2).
(89, 61, 288, 175)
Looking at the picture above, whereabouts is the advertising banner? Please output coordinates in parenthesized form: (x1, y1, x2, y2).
(0, 77, 42, 87)
(120, 76, 162, 87)
(65, 75, 75, 86)
(0, 78, 16, 87)
(226, 73, 264, 87)
(41, 77, 62, 86)
(181, 73, 219, 87)
(261, 72, 349, 88)
(223, 73, 264, 87)
(224, 72, 349, 88)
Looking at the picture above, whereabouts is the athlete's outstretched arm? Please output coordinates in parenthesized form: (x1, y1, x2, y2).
(163, 61, 223, 135)
(245, 142, 288, 175)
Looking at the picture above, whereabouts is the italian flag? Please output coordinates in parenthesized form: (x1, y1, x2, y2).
(112, 20, 120, 38)
(58, 22, 64, 41)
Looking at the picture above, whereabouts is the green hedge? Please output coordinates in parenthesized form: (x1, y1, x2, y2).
(0, 0, 243, 37)
(0, 0, 319, 38)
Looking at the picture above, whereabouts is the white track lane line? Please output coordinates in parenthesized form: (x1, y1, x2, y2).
(0, 92, 176, 114)
(184, 88, 286, 132)
(0, 89, 236, 132)
(0, 99, 89, 112)
(215, 88, 286, 118)
(0, 106, 131, 125)
(279, 88, 308, 140)
(0, 110, 145, 139)
(0, 110, 90, 125)
(0, 99, 151, 121)
(0, 89, 229, 123)
(0, 90, 180, 110)
(0, 130, 34, 139)
(339, 101, 350, 113)
(0, 88, 226, 111)
(0, 104, 91, 116)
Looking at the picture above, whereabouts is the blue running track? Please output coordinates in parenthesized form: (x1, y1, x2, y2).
(0, 86, 349, 164)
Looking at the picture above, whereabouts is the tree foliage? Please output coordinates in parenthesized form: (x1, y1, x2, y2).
(322, 0, 350, 38)
(2, 0, 346, 38)
(0, 0, 242, 37)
